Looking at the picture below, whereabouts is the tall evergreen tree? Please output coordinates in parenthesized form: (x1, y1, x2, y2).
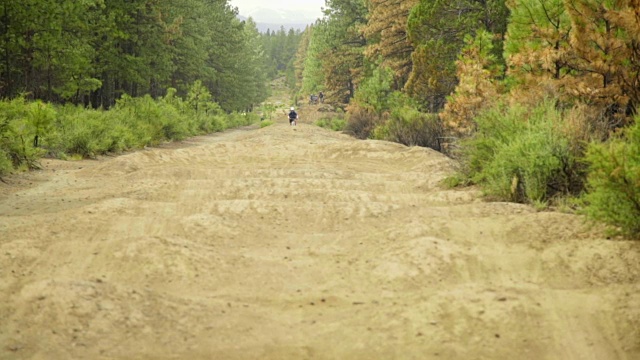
(0, 0, 270, 111)
(563, 0, 640, 119)
(315, 0, 369, 104)
(441, 30, 503, 135)
(407, 0, 509, 111)
(363, 0, 419, 90)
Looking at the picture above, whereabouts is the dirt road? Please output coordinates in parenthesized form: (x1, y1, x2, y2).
(1, 117, 639, 359)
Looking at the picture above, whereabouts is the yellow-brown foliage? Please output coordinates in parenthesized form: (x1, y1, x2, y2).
(405, 44, 457, 112)
(441, 31, 502, 136)
(504, 0, 640, 123)
(563, 0, 632, 121)
(321, 45, 365, 104)
(363, 0, 419, 89)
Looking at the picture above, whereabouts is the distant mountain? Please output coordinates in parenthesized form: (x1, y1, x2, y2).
(257, 22, 309, 33)
(238, 15, 310, 33)
(236, 6, 319, 33)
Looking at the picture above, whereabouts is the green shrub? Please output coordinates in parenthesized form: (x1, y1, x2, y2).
(372, 106, 443, 150)
(0, 98, 46, 169)
(0, 117, 14, 176)
(352, 66, 394, 115)
(345, 106, 380, 139)
(316, 117, 346, 131)
(27, 100, 56, 147)
(0, 83, 261, 173)
(0, 149, 12, 176)
(442, 173, 471, 188)
(458, 100, 579, 204)
(260, 120, 274, 128)
(582, 119, 640, 238)
(60, 111, 101, 157)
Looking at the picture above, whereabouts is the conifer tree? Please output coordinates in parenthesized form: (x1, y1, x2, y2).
(441, 30, 502, 135)
(563, 0, 640, 120)
(315, 0, 368, 104)
(293, 26, 313, 92)
(406, 0, 509, 111)
(299, 26, 326, 96)
(502, 0, 572, 106)
(0, 0, 271, 111)
(504, 0, 571, 80)
(363, 0, 419, 90)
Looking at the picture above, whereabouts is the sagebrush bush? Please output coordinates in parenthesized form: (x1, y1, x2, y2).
(582, 119, 640, 238)
(459, 100, 580, 204)
(345, 106, 379, 139)
(316, 117, 346, 131)
(372, 106, 443, 150)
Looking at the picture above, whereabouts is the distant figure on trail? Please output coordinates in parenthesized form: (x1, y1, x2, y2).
(319, 91, 324, 103)
(288, 107, 298, 126)
(309, 94, 319, 105)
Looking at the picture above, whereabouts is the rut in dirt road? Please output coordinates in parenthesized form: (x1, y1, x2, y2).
(1, 122, 639, 360)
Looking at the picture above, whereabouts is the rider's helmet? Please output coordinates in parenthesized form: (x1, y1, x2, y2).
(291, 107, 295, 111)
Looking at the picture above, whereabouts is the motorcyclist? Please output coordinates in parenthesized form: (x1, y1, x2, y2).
(288, 107, 298, 126)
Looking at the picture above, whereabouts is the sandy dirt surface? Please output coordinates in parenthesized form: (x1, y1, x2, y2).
(1, 112, 639, 360)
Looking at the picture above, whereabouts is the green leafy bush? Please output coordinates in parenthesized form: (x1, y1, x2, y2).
(27, 100, 56, 147)
(458, 101, 580, 204)
(582, 119, 640, 238)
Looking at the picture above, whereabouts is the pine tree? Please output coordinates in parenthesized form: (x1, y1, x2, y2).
(363, 0, 419, 90)
(293, 26, 313, 92)
(314, 0, 368, 104)
(502, 0, 572, 107)
(505, 0, 571, 80)
(406, 0, 509, 111)
(1, 0, 271, 111)
(441, 30, 503, 135)
(563, 0, 640, 120)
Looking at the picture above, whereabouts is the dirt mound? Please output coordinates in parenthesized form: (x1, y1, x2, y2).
(1, 121, 639, 359)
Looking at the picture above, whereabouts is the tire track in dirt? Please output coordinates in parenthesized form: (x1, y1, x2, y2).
(1, 122, 639, 359)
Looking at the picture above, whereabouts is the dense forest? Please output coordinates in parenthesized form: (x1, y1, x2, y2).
(0, 0, 275, 111)
(0, 0, 639, 237)
(0, 0, 300, 176)
(296, 0, 639, 127)
(261, 27, 303, 87)
(293, 0, 640, 238)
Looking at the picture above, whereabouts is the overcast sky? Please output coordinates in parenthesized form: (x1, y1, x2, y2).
(229, 0, 325, 23)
